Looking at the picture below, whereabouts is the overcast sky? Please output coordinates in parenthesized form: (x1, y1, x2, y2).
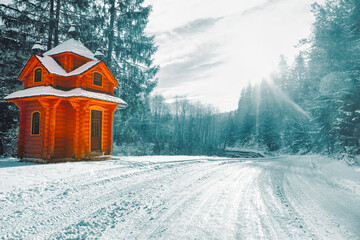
(145, 0, 322, 112)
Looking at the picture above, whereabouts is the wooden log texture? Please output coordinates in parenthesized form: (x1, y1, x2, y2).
(22, 101, 45, 158)
(54, 101, 75, 158)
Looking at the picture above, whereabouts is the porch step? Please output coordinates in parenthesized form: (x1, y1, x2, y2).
(84, 155, 112, 161)
(88, 151, 105, 157)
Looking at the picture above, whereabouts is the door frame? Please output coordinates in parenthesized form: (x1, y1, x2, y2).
(89, 106, 104, 152)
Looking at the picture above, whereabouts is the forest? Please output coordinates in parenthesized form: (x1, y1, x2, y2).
(1, 0, 360, 163)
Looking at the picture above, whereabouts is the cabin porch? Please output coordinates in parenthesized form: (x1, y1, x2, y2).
(11, 96, 118, 162)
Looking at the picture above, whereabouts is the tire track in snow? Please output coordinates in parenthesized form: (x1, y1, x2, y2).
(71, 162, 233, 239)
(1, 160, 217, 239)
(235, 160, 312, 240)
(177, 164, 259, 239)
(144, 165, 240, 239)
(1, 156, 359, 239)
(281, 156, 360, 239)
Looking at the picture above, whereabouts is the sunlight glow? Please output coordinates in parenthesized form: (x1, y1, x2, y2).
(145, 0, 319, 112)
(265, 78, 312, 120)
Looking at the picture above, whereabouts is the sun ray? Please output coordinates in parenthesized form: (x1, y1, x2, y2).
(265, 78, 312, 120)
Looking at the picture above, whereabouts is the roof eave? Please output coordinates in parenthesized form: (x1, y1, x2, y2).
(5, 94, 127, 106)
(17, 55, 37, 81)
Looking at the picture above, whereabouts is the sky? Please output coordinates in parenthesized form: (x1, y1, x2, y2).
(144, 0, 322, 112)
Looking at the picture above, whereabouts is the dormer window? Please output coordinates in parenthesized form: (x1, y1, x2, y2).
(34, 68, 42, 83)
(93, 72, 102, 86)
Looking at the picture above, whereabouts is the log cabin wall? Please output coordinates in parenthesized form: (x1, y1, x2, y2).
(85, 104, 115, 155)
(54, 101, 75, 158)
(102, 107, 113, 155)
(72, 55, 91, 71)
(82, 68, 115, 95)
(65, 103, 75, 158)
(23, 62, 50, 89)
(82, 106, 90, 157)
(52, 53, 91, 73)
(55, 76, 76, 89)
(22, 101, 44, 158)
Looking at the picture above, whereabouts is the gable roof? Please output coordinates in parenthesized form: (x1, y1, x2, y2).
(17, 38, 119, 86)
(43, 38, 97, 60)
(35, 55, 100, 77)
(18, 55, 101, 80)
(18, 55, 119, 86)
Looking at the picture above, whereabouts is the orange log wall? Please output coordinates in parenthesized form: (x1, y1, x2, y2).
(82, 104, 114, 155)
(15, 98, 116, 160)
(52, 53, 91, 72)
(54, 76, 76, 89)
(54, 101, 75, 158)
(23, 62, 50, 89)
(81, 69, 115, 94)
(20, 101, 44, 159)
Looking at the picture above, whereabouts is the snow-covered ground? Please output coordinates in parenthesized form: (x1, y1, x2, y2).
(0, 155, 359, 239)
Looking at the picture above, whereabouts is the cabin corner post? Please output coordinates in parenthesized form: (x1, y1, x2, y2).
(80, 100, 91, 158)
(15, 102, 26, 159)
(69, 100, 81, 159)
(38, 99, 51, 159)
(48, 99, 61, 159)
(110, 105, 118, 155)
(37, 98, 60, 159)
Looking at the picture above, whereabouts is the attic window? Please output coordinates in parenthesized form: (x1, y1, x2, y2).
(34, 68, 42, 83)
(94, 72, 102, 86)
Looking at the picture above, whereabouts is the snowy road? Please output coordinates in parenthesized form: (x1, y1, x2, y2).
(0, 155, 359, 239)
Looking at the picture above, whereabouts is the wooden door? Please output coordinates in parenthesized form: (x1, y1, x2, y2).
(91, 110, 102, 151)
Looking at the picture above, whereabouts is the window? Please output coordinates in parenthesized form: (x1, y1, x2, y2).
(34, 68, 42, 83)
(31, 112, 40, 135)
(93, 72, 102, 86)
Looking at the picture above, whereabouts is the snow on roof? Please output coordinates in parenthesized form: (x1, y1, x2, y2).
(43, 38, 96, 60)
(69, 60, 100, 76)
(35, 55, 100, 77)
(68, 26, 76, 32)
(5, 86, 127, 107)
(32, 43, 45, 51)
(36, 55, 67, 75)
(94, 50, 104, 59)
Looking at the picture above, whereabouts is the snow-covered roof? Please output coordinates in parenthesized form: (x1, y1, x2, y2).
(36, 55, 67, 75)
(68, 26, 76, 33)
(94, 50, 104, 59)
(43, 38, 97, 60)
(35, 55, 100, 76)
(32, 42, 45, 51)
(5, 86, 127, 107)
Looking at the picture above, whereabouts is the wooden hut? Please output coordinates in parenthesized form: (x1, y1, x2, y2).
(5, 33, 127, 163)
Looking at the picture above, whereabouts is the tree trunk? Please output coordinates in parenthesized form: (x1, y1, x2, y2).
(47, 0, 55, 50)
(107, 0, 116, 64)
(54, 0, 61, 46)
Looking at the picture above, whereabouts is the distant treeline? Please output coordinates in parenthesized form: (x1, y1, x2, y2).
(114, 0, 360, 159)
(231, 0, 360, 157)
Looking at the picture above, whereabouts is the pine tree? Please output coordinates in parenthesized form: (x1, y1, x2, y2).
(258, 80, 281, 151)
(236, 84, 256, 146)
(308, 0, 351, 154)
